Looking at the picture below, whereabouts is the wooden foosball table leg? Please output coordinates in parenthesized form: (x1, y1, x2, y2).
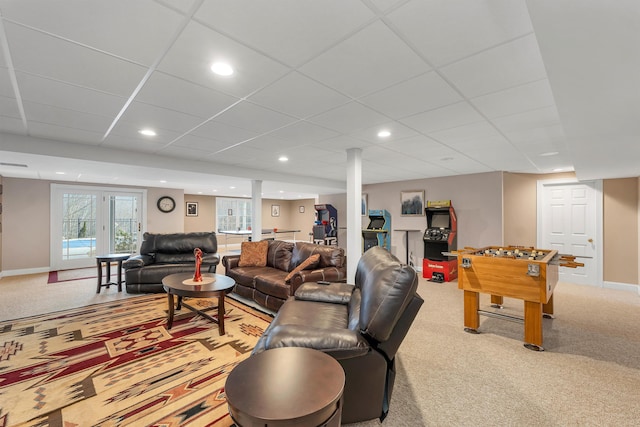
(524, 300, 544, 351)
(490, 294, 504, 308)
(463, 290, 480, 334)
(543, 294, 554, 319)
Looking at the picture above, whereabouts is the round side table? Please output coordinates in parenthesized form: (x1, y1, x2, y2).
(225, 347, 345, 426)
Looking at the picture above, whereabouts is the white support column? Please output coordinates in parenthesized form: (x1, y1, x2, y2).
(252, 180, 262, 242)
(346, 148, 362, 283)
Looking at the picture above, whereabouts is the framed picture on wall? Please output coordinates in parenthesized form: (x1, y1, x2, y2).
(362, 193, 368, 216)
(271, 204, 280, 217)
(400, 190, 424, 216)
(186, 202, 198, 217)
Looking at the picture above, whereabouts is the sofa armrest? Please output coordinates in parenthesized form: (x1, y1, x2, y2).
(202, 253, 220, 266)
(222, 254, 240, 271)
(289, 267, 347, 294)
(123, 254, 154, 269)
(258, 324, 369, 359)
(295, 282, 355, 305)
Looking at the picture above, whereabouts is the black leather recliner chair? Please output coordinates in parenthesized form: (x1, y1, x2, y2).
(252, 246, 423, 423)
(123, 232, 219, 293)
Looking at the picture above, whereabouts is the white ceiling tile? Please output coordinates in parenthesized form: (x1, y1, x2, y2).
(266, 121, 339, 145)
(5, 22, 148, 96)
(23, 101, 112, 134)
(213, 101, 297, 134)
(440, 34, 547, 98)
(0, 67, 15, 98)
(16, 72, 126, 117)
(157, 20, 290, 98)
(317, 135, 373, 151)
(360, 71, 462, 119)
(493, 106, 561, 133)
(309, 102, 389, 134)
(0, 95, 20, 119)
(428, 121, 503, 146)
(169, 133, 230, 152)
(388, 0, 533, 66)
(117, 101, 205, 136)
(243, 134, 303, 153)
(101, 132, 168, 153)
(157, 144, 217, 160)
(189, 120, 259, 145)
(0, 117, 26, 134)
(136, 71, 240, 119)
(400, 101, 485, 134)
(214, 145, 272, 165)
(27, 122, 103, 145)
(299, 20, 430, 98)
(472, 79, 555, 119)
(0, 0, 185, 65)
(195, 0, 375, 66)
(349, 121, 420, 144)
(249, 72, 350, 119)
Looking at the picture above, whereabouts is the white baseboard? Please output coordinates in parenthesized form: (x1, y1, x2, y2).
(603, 280, 640, 295)
(1, 267, 50, 277)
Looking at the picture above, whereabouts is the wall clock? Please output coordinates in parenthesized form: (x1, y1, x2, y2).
(157, 196, 176, 213)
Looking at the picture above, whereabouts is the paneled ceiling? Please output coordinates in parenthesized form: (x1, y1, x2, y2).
(0, 1, 638, 199)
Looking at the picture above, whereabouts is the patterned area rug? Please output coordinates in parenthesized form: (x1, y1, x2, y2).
(0, 294, 272, 426)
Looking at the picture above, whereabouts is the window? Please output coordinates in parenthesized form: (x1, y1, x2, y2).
(217, 197, 252, 231)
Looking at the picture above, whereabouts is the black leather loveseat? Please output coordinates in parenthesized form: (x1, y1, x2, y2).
(252, 246, 423, 423)
(123, 232, 219, 293)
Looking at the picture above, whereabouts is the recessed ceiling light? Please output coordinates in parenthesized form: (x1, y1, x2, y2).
(377, 130, 391, 138)
(230, 186, 236, 189)
(540, 151, 559, 157)
(279, 156, 289, 162)
(139, 129, 156, 136)
(55, 171, 65, 175)
(211, 62, 234, 76)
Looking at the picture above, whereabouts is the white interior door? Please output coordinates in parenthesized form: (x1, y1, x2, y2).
(538, 180, 602, 286)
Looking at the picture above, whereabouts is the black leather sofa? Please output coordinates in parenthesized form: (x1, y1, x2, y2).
(252, 246, 423, 423)
(123, 232, 219, 293)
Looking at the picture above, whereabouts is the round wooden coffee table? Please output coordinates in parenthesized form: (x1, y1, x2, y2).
(162, 273, 235, 335)
(225, 347, 345, 426)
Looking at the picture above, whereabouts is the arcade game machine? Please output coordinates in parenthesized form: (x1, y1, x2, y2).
(313, 204, 338, 245)
(422, 200, 457, 282)
(362, 209, 391, 252)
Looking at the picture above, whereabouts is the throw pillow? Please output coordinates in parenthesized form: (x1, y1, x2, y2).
(284, 253, 320, 282)
(238, 240, 269, 267)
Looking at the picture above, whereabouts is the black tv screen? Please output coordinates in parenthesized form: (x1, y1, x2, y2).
(431, 213, 449, 229)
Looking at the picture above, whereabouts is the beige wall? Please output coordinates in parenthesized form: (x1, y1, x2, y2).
(2, 173, 639, 287)
(321, 172, 504, 261)
(603, 178, 638, 284)
(2, 178, 51, 271)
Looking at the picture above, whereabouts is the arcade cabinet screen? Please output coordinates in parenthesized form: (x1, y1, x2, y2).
(370, 218, 385, 229)
(431, 213, 450, 229)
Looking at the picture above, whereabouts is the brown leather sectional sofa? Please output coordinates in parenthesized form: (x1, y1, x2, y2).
(222, 240, 346, 312)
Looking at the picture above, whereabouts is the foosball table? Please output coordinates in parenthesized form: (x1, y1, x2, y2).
(455, 246, 584, 351)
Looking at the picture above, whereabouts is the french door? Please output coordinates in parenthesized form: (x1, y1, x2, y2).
(51, 185, 144, 270)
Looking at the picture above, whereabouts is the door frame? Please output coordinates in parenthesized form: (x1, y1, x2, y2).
(50, 184, 147, 270)
(536, 178, 603, 287)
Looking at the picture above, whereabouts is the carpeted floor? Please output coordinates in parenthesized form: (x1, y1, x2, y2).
(47, 267, 108, 284)
(0, 294, 272, 427)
